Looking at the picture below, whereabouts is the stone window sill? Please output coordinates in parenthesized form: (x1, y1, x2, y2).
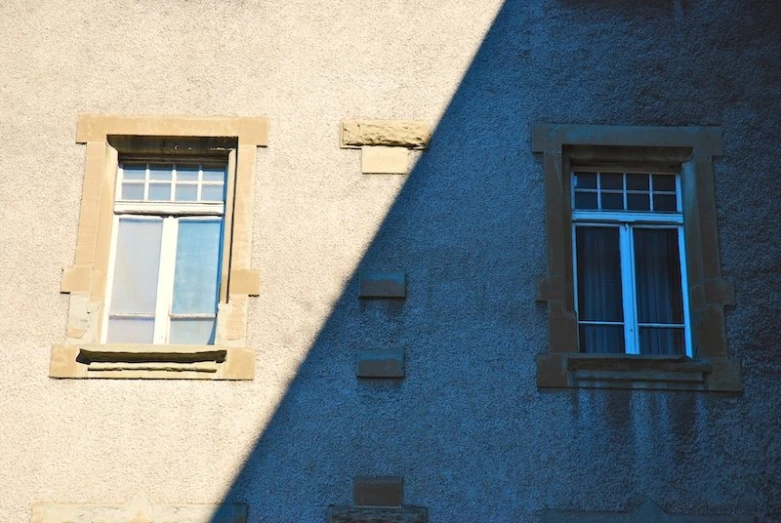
(537, 353, 742, 392)
(50, 343, 254, 380)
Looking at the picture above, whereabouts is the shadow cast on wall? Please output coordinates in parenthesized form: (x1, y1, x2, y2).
(212, 0, 781, 520)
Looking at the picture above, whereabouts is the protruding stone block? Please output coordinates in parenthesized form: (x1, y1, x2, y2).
(341, 120, 431, 149)
(358, 349, 405, 378)
(359, 271, 406, 299)
(354, 476, 404, 507)
(361, 146, 409, 174)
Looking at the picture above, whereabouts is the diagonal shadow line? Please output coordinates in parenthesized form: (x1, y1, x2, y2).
(192, 0, 781, 520)
(207, 2, 541, 520)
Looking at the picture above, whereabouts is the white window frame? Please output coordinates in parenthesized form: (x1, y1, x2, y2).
(101, 161, 226, 345)
(571, 172, 693, 357)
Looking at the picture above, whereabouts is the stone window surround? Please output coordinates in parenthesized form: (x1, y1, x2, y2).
(52, 115, 268, 380)
(532, 123, 741, 392)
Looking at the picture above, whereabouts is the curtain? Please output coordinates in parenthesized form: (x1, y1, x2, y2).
(633, 228, 685, 355)
(576, 227, 624, 353)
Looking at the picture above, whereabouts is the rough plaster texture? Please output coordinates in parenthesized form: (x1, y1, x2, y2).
(1, 1, 780, 522)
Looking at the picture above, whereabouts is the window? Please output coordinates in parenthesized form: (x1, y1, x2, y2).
(571, 170, 691, 357)
(105, 161, 227, 345)
(53, 115, 268, 380)
(532, 123, 741, 391)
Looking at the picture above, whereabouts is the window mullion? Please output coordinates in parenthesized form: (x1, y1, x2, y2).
(619, 224, 639, 354)
(153, 217, 178, 344)
(678, 225, 693, 357)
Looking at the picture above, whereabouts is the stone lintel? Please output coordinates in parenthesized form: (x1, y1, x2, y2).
(76, 114, 269, 146)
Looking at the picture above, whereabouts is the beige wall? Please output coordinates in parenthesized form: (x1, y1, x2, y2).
(2, 0, 780, 521)
(0, 1, 501, 520)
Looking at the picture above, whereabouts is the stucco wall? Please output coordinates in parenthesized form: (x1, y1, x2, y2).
(0, 0, 779, 521)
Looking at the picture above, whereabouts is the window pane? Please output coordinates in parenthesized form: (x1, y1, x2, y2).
(201, 185, 225, 202)
(177, 165, 199, 182)
(202, 165, 226, 183)
(576, 227, 623, 322)
(579, 324, 625, 354)
(634, 228, 684, 324)
(109, 218, 163, 314)
(574, 191, 598, 210)
(175, 184, 198, 201)
(652, 174, 676, 191)
(639, 327, 685, 356)
(626, 173, 649, 191)
(601, 192, 624, 210)
(627, 193, 650, 211)
(121, 183, 145, 200)
(149, 164, 173, 180)
(601, 173, 623, 190)
(172, 219, 222, 314)
(148, 183, 172, 201)
(574, 172, 597, 189)
(653, 194, 677, 212)
(106, 317, 155, 343)
(122, 164, 146, 180)
(169, 318, 216, 345)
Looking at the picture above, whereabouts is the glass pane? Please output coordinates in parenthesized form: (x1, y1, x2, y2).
(172, 219, 222, 314)
(579, 324, 625, 354)
(106, 317, 155, 343)
(202, 165, 226, 182)
(122, 163, 146, 180)
(574, 172, 597, 189)
(652, 174, 676, 191)
(576, 227, 623, 322)
(175, 184, 198, 201)
(149, 164, 173, 180)
(634, 228, 684, 324)
(602, 192, 624, 210)
(148, 183, 172, 201)
(574, 191, 598, 210)
(109, 218, 163, 314)
(177, 165, 199, 182)
(121, 183, 145, 200)
(201, 185, 225, 202)
(601, 173, 623, 190)
(627, 192, 651, 211)
(626, 173, 649, 190)
(653, 194, 677, 212)
(169, 318, 216, 345)
(639, 327, 685, 355)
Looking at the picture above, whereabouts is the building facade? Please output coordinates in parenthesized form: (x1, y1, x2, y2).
(1, 0, 779, 521)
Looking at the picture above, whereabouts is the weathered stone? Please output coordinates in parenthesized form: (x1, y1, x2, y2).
(341, 120, 431, 149)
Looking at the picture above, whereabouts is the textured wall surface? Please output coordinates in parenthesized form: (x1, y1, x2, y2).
(0, 0, 780, 522)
